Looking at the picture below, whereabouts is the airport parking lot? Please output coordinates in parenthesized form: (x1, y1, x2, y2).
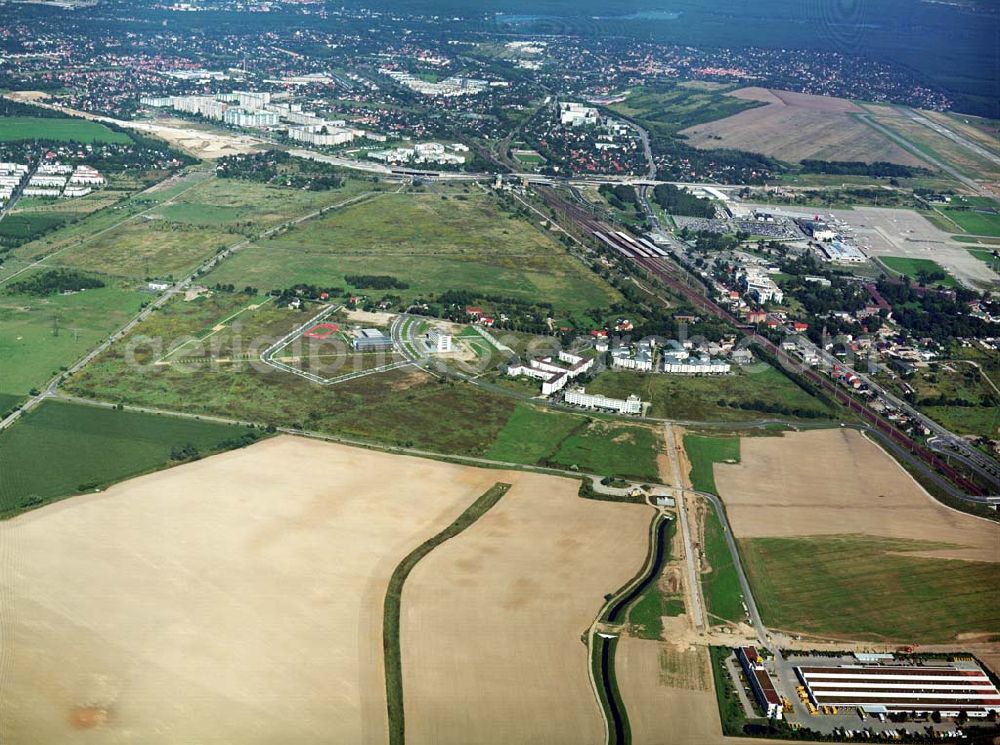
(742, 202, 999, 289)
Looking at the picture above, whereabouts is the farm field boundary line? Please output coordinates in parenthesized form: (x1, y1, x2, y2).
(382, 481, 512, 745)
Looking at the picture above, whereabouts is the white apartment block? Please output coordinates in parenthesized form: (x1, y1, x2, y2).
(379, 68, 490, 97)
(564, 387, 644, 415)
(70, 165, 104, 185)
(507, 350, 594, 396)
(662, 354, 731, 375)
(611, 342, 654, 372)
(224, 108, 280, 127)
(288, 124, 360, 146)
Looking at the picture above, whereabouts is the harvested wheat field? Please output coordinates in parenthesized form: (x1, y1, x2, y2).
(400, 472, 651, 745)
(680, 87, 926, 166)
(616, 638, 722, 744)
(0, 435, 527, 744)
(713, 428, 998, 562)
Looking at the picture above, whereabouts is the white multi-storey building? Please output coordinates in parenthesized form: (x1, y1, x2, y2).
(507, 351, 594, 396)
(427, 329, 452, 353)
(564, 387, 644, 415)
(559, 101, 599, 127)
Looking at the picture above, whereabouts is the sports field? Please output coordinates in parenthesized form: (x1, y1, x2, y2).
(0, 436, 533, 742)
(399, 471, 651, 744)
(0, 399, 259, 517)
(714, 429, 1000, 641)
(202, 190, 619, 314)
(0, 116, 130, 144)
(586, 365, 833, 422)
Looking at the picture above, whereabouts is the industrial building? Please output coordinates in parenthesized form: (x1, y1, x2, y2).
(737, 647, 783, 720)
(796, 218, 838, 242)
(796, 662, 1000, 715)
(563, 387, 644, 415)
(559, 101, 599, 127)
(351, 328, 393, 352)
(819, 240, 867, 264)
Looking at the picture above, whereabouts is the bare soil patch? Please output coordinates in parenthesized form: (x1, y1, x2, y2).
(680, 87, 926, 166)
(713, 428, 999, 563)
(0, 436, 524, 744)
(399, 473, 652, 745)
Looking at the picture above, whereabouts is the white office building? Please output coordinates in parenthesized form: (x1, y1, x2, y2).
(427, 328, 452, 353)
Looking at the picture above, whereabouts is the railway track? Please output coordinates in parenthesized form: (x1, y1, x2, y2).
(536, 186, 988, 498)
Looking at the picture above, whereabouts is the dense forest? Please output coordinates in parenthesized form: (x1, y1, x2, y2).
(652, 183, 716, 218)
(800, 160, 928, 178)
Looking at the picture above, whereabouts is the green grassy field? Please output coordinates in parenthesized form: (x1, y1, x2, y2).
(741, 534, 1000, 642)
(684, 434, 739, 495)
(550, 419, 661, 481)
(587, 366, 833, 422)
(968, 248, 1000, 266)
(943, 209, 1000, 237)
(0, 399, 261, 517)
(52, 219, 235, 279)
(154, 177, 376, 229)
(939, 197, 1000, 237)
(701, 500, 745, 624)
(922, 405, 999, 438)
(879, 256, 959, 287)
(0, 116, 131, 144)
(485, 404, 581, 464)
(485, 403, 661, 480)
(202, 190, 619, 314)
(5, 173, 371, 283)
(0, 392, 23, 417)
(0, 281, 144, 395)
